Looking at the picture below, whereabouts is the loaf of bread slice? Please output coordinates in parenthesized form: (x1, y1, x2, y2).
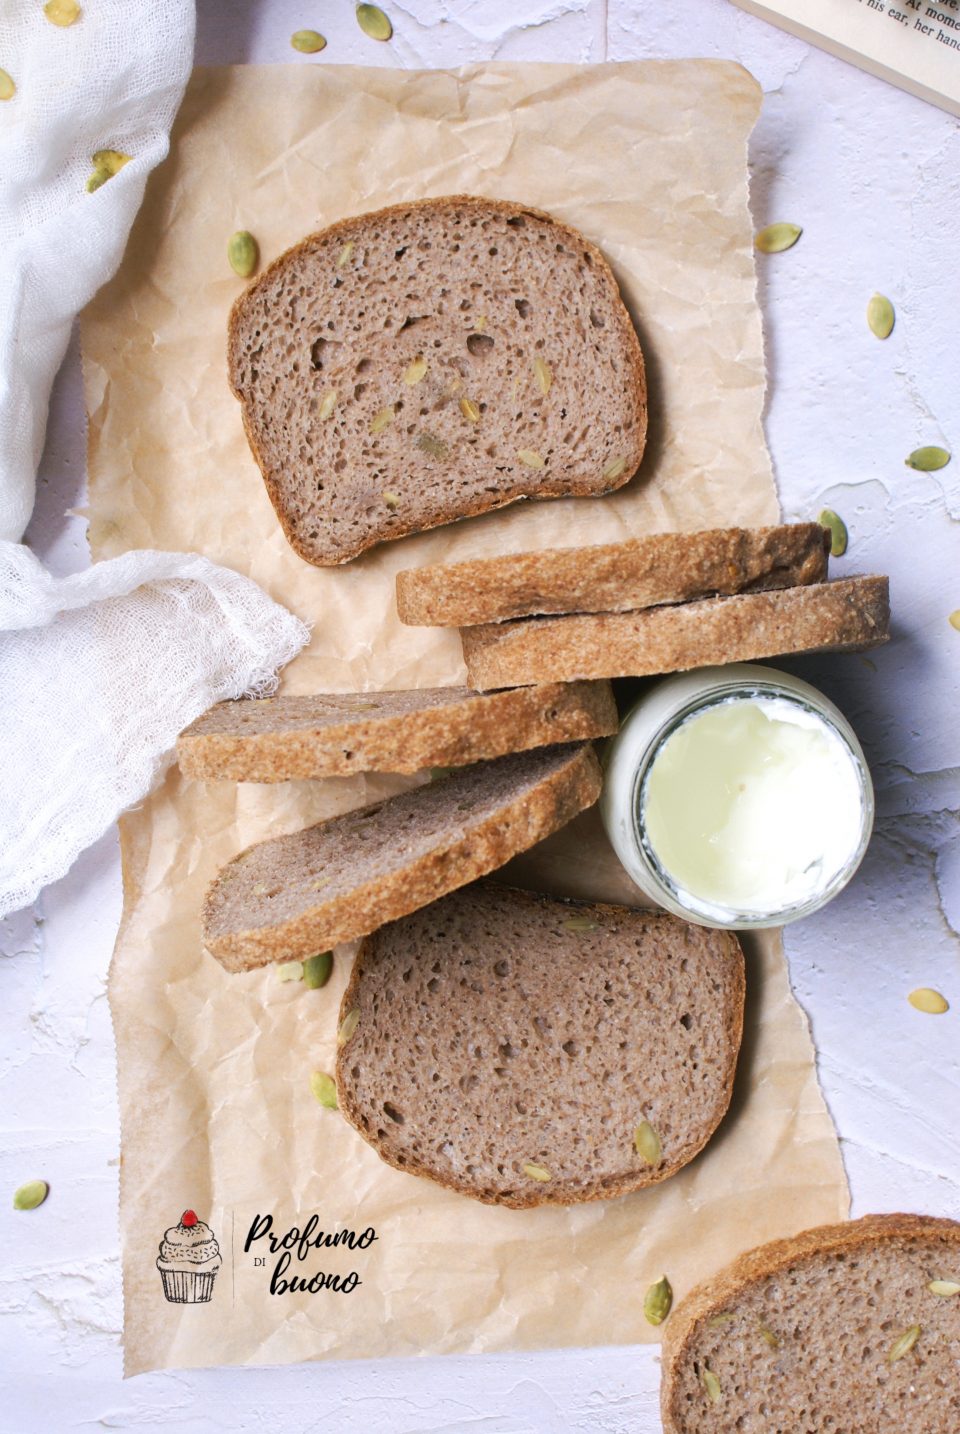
(228, 196, 647, 566)
(396, 523, 830, 627)
(336, 882, 744, 1208)
(461, 576, 890, 689)
(661, 1213, 960, 1433)
(202, 743, 601, 972)
(177, 681, 617, 782)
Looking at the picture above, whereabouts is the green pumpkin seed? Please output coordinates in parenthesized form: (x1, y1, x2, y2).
(303, 952, 333, 989)
(867, 293, 895, 340)
(643, 1275, 673, 1326)
(908, 987, 949, 1014)
(906, 446, 950, 471)
(818, 508, 848, 557)
(562, 915, 598, 932)
(417, 432, 449, 460)
(517, 448, 544, 469)
(87, 150, 132, 194)
(533, 357, 553, 395)
(522, 1161, 551, 1182)
(602, 456, 627, 483)
(459, 397, 480, 423)
(754, 223, 802, 254)
(0, 69, 15, 102)
(336, 241, 354, 269)
(13, 1180, 48, 1211)
(382, 490, 401, 510)
(707, 1313, 734, 1328)
(291, 29, 326, 53)
(337, 1008, 360, 1046)
(928, 1279, 960, 1297)
(888, 1324, 921, 1362)
(227, 230, 259, 278)
(403, 355, 428, 385)
(319, 389, 337, 421)
(634, 1120, 662, 1165)
(371, 406, 394, 434)
(701, 1368, 721, 1403)
(309, 1071, 338, 1109)
(44, 0, 81, 24)
(277, 961, 304, 982)
(356, 4, 393, 40)
(757, 1321, 779, 1349)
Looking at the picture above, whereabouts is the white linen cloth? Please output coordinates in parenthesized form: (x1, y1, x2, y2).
(0, 1, 311, 916)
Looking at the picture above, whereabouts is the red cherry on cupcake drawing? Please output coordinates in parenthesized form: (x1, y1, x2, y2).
(181, 1209, 198, 1227)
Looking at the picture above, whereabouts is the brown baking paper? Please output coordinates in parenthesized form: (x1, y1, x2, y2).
(81, 61, 849, 1376)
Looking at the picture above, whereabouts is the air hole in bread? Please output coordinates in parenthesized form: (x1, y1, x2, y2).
(466, 333, 494, 358)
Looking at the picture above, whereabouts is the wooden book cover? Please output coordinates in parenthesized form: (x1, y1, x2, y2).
(731, 0, 960, 117)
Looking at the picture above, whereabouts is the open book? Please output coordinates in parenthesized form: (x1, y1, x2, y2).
(730, 0, 960, 116)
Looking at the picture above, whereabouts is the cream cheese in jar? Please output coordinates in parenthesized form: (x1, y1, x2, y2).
(600, 664, 874, 929)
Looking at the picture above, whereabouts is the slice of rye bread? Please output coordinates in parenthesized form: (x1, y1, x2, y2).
(177, 681, 617, 782)
(227, 195, 647, 567)
(461, 576, 890, 690)
(202, 743, 601, 972)
(396, 522, 831, 627)
(336, 882, 744, 1208)
(661, 1213, 960, 1433)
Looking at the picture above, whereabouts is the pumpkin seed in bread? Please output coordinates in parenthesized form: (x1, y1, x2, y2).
(202, 742, 601, 972)
(396, 522, 830, 627)
(227, 196, 647, 566)
(336, 882, 744, 1207)
(461, 576, 890, 690)
(661, 1213, 960, 1433)
(178, 681, 617, 782)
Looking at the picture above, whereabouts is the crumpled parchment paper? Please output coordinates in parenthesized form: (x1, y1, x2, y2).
(80, 60, 849, 1376)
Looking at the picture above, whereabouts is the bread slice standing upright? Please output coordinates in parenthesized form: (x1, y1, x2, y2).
(661, 1213, 960, 1433)
(177, 681, 617, 781)
(228, 196, 647, 566)
(337, 882, 745, 1208)
(396, 523, 831, 626)
(202, 742, 602, 972)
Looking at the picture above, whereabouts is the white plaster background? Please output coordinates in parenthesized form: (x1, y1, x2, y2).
(3, 1, 959, 1429)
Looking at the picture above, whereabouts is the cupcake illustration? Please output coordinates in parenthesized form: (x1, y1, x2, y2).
(156, 1209, 222, 1304)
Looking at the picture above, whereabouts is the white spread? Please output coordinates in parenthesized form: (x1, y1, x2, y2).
(640, 695, 864, 918)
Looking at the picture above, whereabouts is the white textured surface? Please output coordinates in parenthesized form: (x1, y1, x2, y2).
(4, 1, 959, 1429)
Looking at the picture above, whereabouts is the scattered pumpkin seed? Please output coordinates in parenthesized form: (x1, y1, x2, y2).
(459, 397, 480, 423)
(888, 1324, 921, 1362)
(517, 448, 544, 469)
(13, 1180, 48, 1211)
(277, 961, 304, 983)
(602, 455, 627, 483)
(757, 1321, 779, 1349)
(291, 29, 326, 53)
(87, 149, 132, 193)
(906, 446, 950, 471)
(336, 241, 354, 269)
(319, 388, 338, 420)
(370, 406, 394, 434)
(818, 508, 848, 557)
(522, 1162, 551, 1182)
(634, 1120, 662, 1166)
(867, 293, 895, 340)
(533, 357, 553, 395)
(928, 1279, 960, 1297)
(950, 611, 960, 633)
(44, 0, 81, 25)
(227, 230, 259, 278)
(416, 432, 449, 460)
(382, 490, 401, 510)
(310, 1071, 338, 1109)
(356, 3, 392, 40)
(754, 222, 802, 254)
(644, 1275, 673, 1326)
(908, 987, 949, 1014)
(303, 952, 333, 989)
(337, 1008, 360, 1046)
(701, 1368, 722, 1404)
(562, 915, 598, 932)
(403, 355, 428, 385)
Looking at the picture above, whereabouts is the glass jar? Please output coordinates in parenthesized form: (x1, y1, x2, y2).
(599, 663, 875, 929)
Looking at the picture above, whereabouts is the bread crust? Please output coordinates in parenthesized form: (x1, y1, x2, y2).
(227, 195, 648, 566)
(660, 1213, 960, 1431)
(336, 885, 745, 1209)
(202, 742, 602, 972)
(461, 576, 890, 689)
(396, 523, 831, 627)
(177, 681, 617, 781)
